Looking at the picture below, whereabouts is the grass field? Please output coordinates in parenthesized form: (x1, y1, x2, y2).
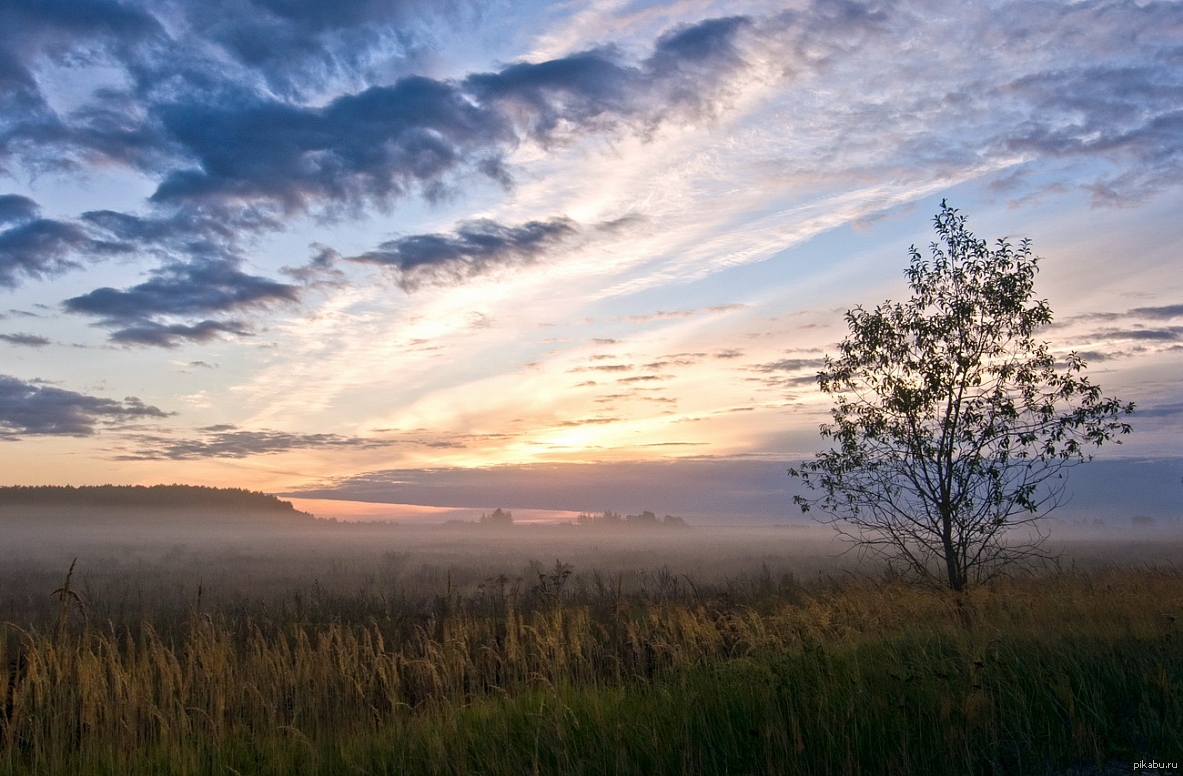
(3, 551, 1180, 775)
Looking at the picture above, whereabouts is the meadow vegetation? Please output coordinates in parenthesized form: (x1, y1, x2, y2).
(0, 518, 1179, 775)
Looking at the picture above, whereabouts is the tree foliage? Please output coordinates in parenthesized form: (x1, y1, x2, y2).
(790, 203, 1134, 591)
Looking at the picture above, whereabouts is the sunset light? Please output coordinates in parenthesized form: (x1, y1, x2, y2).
(0, 0, 1178, 518)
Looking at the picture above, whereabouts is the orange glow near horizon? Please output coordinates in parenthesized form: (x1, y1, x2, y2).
(287, 499, 582, 525)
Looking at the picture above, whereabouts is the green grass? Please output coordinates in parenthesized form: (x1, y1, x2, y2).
(3, 568, 1181, 774)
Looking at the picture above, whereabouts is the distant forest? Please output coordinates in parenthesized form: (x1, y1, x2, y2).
(576, 510, 688, 528)
(0, 484, 304, 513)
(443, 509, 690, 529)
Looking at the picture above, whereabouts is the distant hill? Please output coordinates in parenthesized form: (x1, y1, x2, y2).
(0, 484, 310, 516)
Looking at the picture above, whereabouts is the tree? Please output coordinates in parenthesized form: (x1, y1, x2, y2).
(478, 508, 514, 527)
(790, 202, 1134, 591)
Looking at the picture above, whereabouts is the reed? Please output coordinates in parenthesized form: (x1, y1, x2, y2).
(2, 567, 1179, 774)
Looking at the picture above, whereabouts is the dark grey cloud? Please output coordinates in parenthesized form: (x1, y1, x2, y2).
(1129, 304, 1183, 320)
(284, 456, 1183, 523)
(351, 216, 577, 290)
(5, 13, 753, 217)
(0, 216, 133, 288)
(464, 16, 750, 143)
(1054, 303, 1183, 332)
(0, 332, 50, 347)
(0, 194, 39, 224)
(1133, 401, 1183, 419)
(108, 319, 251, 348)
(0, 1, 161, 93)
(169, 0, 432, 96)
(748, 356, 827, 392)
(0, 374, 169, 437)
(0, 0, 165, 178)
(63, 257, 299, 346)
(286, 457, 800, 517)
(0, 12, 755, 341)
(147, 77, 513, 212)
(1084, 326, 1183, 343)
(115, 424, 390, 459)
(144, 16, 750, 215)
(752, 358, 826, 373)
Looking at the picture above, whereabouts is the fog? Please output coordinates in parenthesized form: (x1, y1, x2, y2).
(2, 502, 1180, 633)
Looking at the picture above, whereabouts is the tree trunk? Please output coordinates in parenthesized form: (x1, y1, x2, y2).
(941, 510, 965, 591)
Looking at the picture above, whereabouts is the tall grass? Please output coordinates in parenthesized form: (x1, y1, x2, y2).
(3, 567, 1180, 774)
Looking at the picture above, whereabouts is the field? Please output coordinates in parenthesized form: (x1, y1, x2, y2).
(1, 510, 1181, 775)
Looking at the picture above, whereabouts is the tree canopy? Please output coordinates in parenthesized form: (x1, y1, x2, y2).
(790, 202, 1134, 591)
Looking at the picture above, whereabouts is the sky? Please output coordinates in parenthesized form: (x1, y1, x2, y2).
(1, 0, 1181, 522)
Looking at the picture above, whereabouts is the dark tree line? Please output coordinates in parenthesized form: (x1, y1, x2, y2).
(0, 484, 304, 513)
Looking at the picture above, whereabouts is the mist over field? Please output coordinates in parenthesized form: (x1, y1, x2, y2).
(3, 497, 1180, 625)
(2, 489, 1181, 775)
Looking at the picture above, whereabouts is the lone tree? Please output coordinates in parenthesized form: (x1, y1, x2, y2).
(790, 202, 1133, 591)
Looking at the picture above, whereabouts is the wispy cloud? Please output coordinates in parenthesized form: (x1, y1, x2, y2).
(113, 424, 391, 460)
(0, 332, 50, 347)
(349, 216, 578, 290)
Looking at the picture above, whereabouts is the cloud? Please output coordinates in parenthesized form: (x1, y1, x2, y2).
(146, 77, 513, 212)
(1132, 401, 1183, 419)
(0, 194, 39, 224)
(144, 15, 751, 216)
(553, 416, 620, 427)
(0, 0, 161, 101)
(5, 0, 1183, 354)
(0, 374, 169, 437)
(622, 309, 696, 323)
(747, 356, 827, 393)
(1002, 56, 1183, 202)
(0, 11, 758, 339)
(114, 424, 390, 459)
(581, 364, 632, 373)
(350, 216, 578, 290)
(753, 358, 826, 373)
(642, 354, 704, 370)
(281, 455, 1183, 523)
(464, 15, 751, 143)
(1083, 326, 1183, 343)
(167, 0, 437, 97)
(0, 332, 50, 347)
(109, 320, 252, 348)
(1129, 304, 1183, 320)
(0, 216, 132, 288)
(63, 257, 299, 346)
(7, 14, 755, 218)
(285, 457, 799, 515)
